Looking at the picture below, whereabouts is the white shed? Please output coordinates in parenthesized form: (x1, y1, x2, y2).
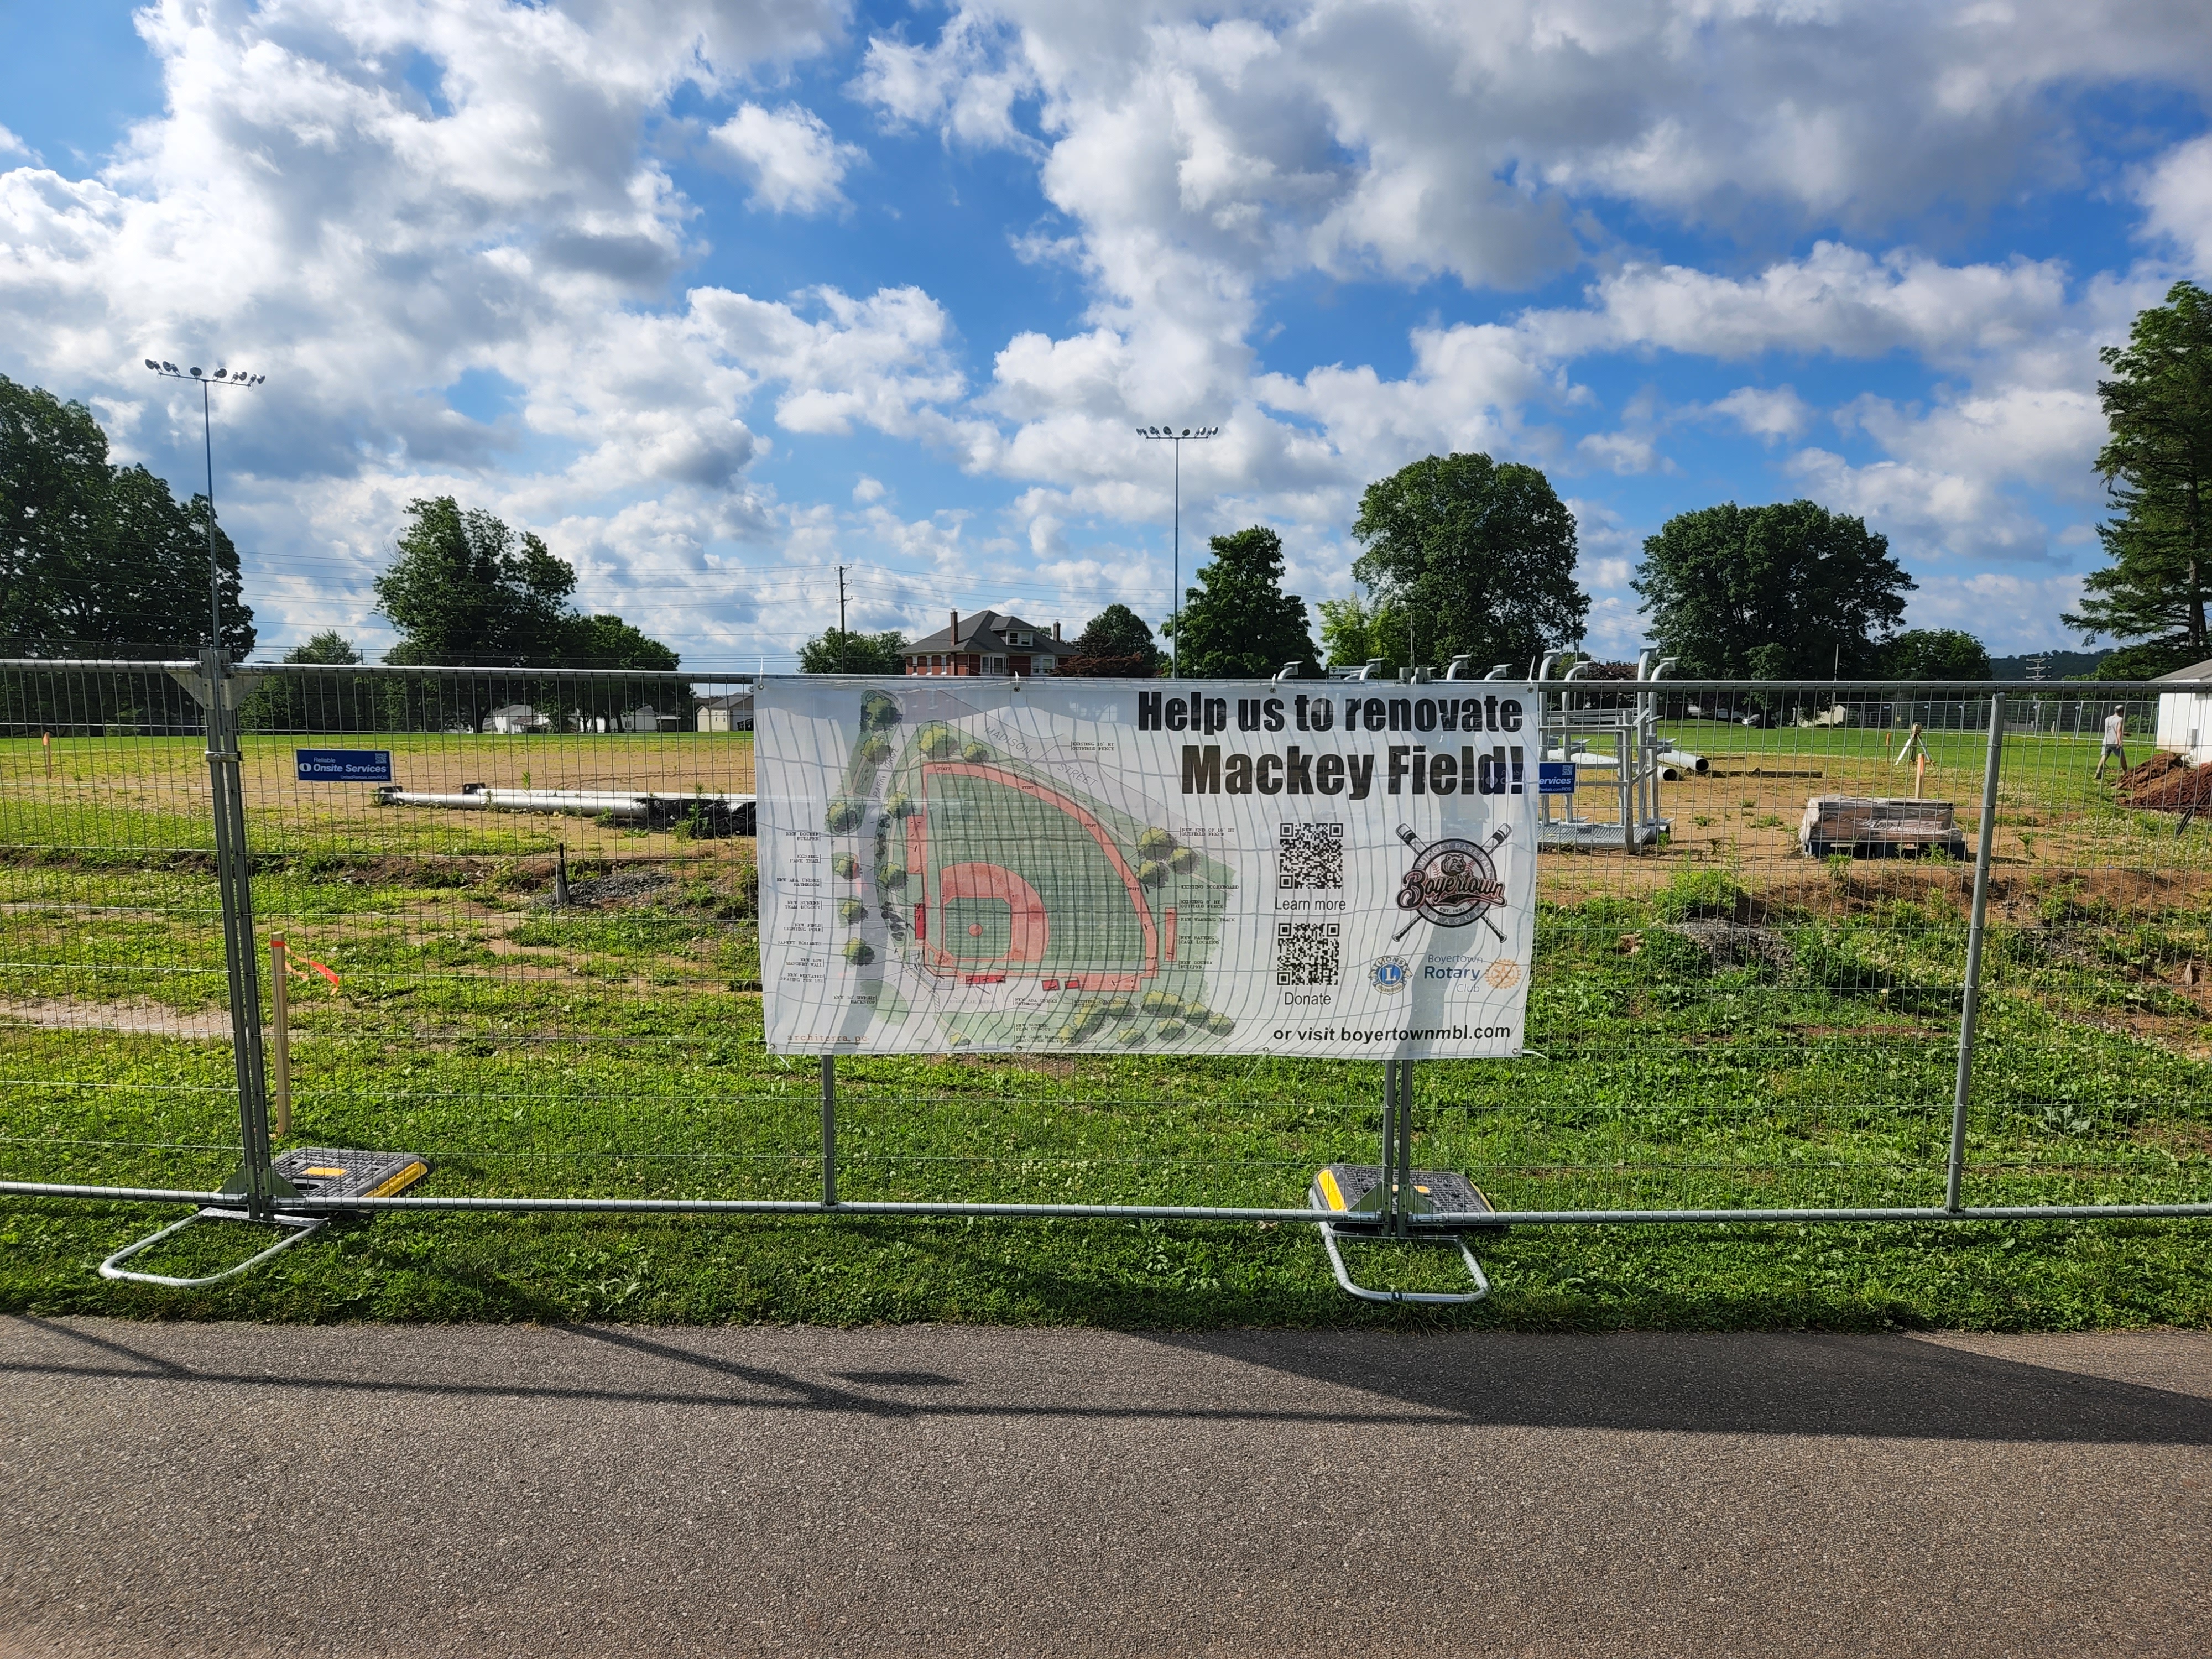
(2154, 658, 2212, 761)
(484, 703, 549, 734)
(696, 691, 754, 732)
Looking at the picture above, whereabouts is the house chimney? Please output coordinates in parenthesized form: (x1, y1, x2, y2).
(950, 609, 959, 641)
(1053, 620, 1062, 640)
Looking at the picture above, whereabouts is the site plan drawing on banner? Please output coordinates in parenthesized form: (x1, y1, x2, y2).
(757, 677, 1537, 1058)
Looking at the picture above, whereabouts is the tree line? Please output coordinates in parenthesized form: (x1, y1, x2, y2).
(2, 375, 681, 729)
(808, 453, 1985, 685)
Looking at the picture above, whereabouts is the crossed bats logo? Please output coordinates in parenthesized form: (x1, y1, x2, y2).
(1393, 823, 1510, 943)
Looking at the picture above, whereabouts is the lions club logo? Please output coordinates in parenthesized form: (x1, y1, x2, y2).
(1369, 956, 1410, 993)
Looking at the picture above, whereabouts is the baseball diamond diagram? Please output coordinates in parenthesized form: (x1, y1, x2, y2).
(758, 677, 1538, 1057)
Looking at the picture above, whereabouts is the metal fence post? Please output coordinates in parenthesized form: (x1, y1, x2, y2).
(1397, 1060, 1416, 1237)
(202, 647, 283, 1219)
(1946, 692, 2006, 1212)
(1380, 1059, 1416, 1238)
(269, 937, 291, 1141)
(820, 1053, 838, 1208)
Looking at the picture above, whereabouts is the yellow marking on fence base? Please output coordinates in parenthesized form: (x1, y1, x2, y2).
(364, 1161, 429, 1199)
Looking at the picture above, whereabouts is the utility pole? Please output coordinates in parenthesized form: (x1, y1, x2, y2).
(1136, 423, 1220, 676)
(837, 564, 847, 671)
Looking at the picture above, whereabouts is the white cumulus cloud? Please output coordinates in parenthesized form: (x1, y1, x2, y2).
(709, 103, 862, 213)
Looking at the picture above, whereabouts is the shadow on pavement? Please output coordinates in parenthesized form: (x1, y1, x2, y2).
(1141, 1327, 2212, 1444)
(5, 1314, 2207, 1445)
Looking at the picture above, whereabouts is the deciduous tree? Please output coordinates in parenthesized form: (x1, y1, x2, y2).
(1350, 452, 1584, 672)
(1316, 593, 1413, 674)
(1880, 628, 1990, 681)
(1166, 526, 1319, 678)
(799, 628, 907, 673)
(1634, 500, 1913, 679)
(0, 374, 253, 654)
(1061, 602, 1161, 676)
(374, 497, 578, 665)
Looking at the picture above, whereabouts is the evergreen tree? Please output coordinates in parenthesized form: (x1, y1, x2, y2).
(2063, 281, 2212, 661)
(1166, 526, 1319, 678)
(1350, 452, 1584, 672)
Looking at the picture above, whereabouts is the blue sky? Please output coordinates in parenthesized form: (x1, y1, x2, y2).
(3, 1, 2210, 667)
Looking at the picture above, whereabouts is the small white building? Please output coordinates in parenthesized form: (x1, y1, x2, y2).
(696, 691, 753, 732)
(484, 703, 550, 734)
(2155, 659, 2212, 761)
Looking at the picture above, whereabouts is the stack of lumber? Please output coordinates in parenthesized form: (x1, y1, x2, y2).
(1798, 796, 1967, 859)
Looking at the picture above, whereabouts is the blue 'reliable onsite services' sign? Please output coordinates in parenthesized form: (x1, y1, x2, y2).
(296, 749, 393, 783)
(1537, 762, 1577, 796)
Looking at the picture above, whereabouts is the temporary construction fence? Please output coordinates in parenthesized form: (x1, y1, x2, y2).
(1, 655, 2208, 1299)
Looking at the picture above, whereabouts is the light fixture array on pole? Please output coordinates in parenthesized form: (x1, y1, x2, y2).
(144, 359, 266, 651)
(1136, 423, 1219, 677)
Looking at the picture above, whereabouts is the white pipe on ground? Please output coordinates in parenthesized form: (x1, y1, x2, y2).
(375, 787, 754, 819)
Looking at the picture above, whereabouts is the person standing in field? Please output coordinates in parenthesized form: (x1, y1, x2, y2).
(2095, 705, 2129, 779)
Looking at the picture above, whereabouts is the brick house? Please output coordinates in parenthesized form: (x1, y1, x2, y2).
(901, 610, 1082, 677)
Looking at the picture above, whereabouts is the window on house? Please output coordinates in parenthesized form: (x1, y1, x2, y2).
(1032, 656, 1052, 675)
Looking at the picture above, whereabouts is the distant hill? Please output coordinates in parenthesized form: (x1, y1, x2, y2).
(1989, 649, 2107, 680)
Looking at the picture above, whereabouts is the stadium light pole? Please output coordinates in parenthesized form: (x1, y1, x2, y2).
(144, 359, 265, 651)
(1136, 422, 1219, 676)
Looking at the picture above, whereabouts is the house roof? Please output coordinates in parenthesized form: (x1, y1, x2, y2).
(901, 609, 1078, 656)
(698, 691, 753, 709)
(2157, 658, 2212, 684)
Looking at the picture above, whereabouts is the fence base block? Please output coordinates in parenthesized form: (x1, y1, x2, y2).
(270, 1147, 431, 1211)
(1310, 1165, 1497, 1304)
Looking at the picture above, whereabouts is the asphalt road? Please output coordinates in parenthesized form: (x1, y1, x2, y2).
(2, 1317, 2208, 1658)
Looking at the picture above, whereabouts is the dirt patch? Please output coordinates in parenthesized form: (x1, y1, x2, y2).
(562, 867, 676, 908)
(0, 997, 230, 1039)
(946, 1052, 1079, 1079)
(1660, 919, 1794, 972)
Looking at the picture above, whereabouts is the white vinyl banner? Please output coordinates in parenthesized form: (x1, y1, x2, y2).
(757, 676, 1537, 1058)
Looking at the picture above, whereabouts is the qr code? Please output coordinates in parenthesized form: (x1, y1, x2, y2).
(1276, 921, 1342, 986)
(1277, 821, 1344, 890)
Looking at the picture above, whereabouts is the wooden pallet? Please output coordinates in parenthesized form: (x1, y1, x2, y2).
(1799, 795, 1967, 859)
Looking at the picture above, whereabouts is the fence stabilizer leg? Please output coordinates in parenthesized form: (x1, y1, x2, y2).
(98, 1207, 325, 1289)
(98, 1147, 431, 1287)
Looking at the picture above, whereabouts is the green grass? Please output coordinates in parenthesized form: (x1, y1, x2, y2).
(3, 790, 2210, 1328)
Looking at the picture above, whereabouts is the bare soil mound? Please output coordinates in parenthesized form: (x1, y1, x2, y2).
(2117, 754, 2212, 811)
